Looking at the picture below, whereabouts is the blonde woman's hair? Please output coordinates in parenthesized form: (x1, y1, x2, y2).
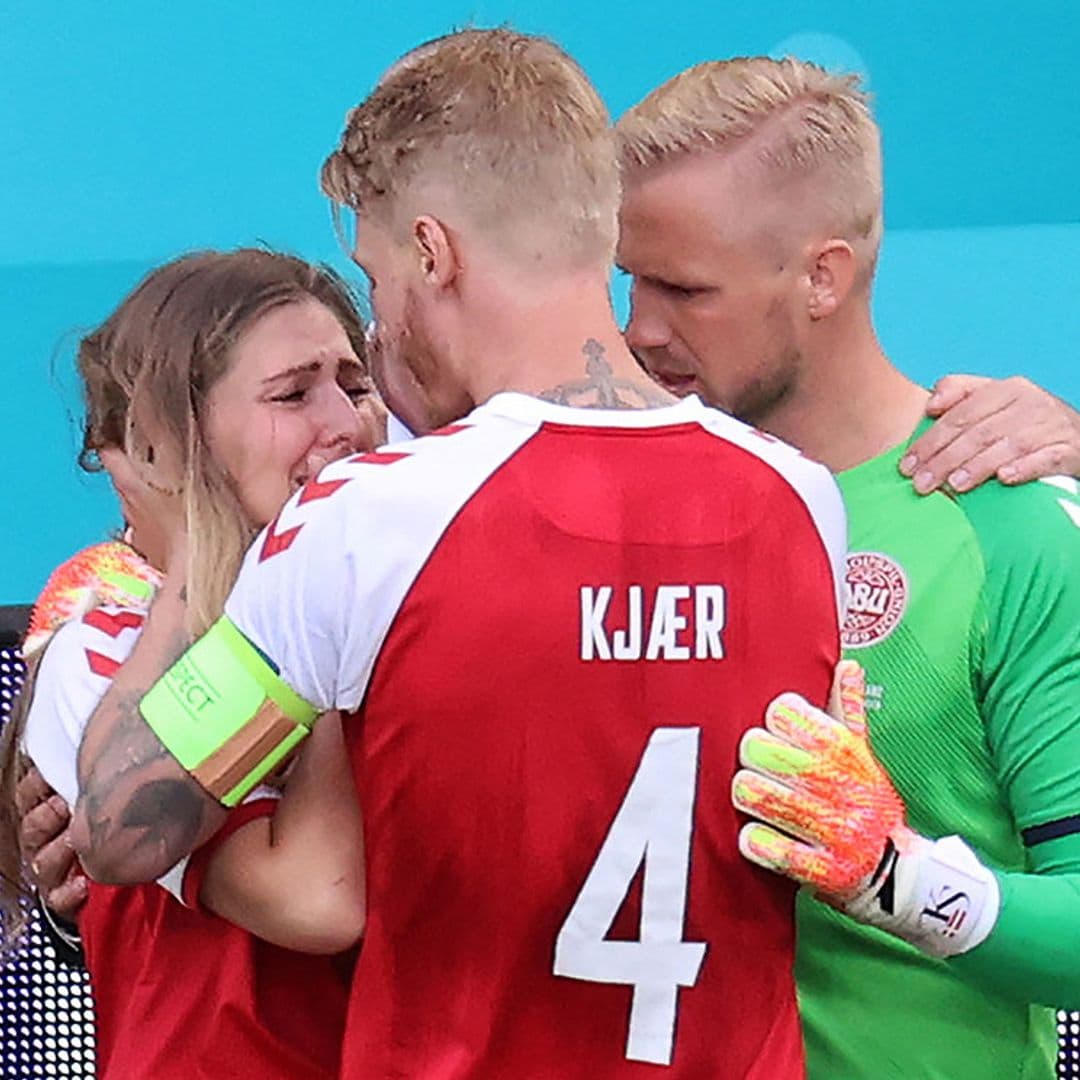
(77, 249, 367, 635)
(0, 250, 368, 958)
(321, 28, 620, 271)
(617, 56, 883, 272)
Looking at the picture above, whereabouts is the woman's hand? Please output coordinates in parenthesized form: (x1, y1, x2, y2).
(100, 447, 187, 574)
(16, 765, 88, 918)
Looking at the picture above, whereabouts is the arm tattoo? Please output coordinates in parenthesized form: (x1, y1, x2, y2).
(538, 339, 672, 409)
(77, 631, 215, 875)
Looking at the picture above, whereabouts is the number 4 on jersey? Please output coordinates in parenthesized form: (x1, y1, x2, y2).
(554, 727, 707, 1067)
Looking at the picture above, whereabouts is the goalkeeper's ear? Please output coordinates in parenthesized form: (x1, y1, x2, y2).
(827, 660, 868, 737)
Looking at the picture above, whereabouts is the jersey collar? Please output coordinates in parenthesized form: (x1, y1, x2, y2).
(475, 391, 713, 429)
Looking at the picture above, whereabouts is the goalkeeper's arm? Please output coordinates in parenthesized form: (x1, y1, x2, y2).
(951, 853, 1080, 1008)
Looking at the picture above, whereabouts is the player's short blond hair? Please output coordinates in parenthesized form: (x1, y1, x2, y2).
(321, 28, 619, 270)
(617, 57, 883, 267)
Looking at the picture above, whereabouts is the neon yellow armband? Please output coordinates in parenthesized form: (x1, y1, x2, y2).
(140, 616, 318, 807)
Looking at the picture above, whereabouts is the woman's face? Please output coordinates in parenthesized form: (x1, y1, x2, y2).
(204, 298, 385, 527)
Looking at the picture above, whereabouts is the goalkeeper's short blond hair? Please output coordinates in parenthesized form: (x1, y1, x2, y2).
(321, 28, 620, 272)
(617, 56, 883, 274)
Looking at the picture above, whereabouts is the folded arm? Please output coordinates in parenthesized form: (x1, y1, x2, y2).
(952, 841, 1080, 1007)
(736, 480, 1080, 1007)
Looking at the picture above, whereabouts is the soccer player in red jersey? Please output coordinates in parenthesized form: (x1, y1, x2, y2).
(71, 31, 845, 1077)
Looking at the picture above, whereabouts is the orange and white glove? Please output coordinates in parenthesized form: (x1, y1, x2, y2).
(732, 661, 1000, 959)
(23, 540, 163, 658)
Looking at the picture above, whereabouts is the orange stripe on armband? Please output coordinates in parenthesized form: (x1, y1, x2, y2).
(190, 701, 302, 803)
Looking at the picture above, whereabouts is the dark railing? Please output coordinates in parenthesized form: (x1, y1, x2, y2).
(1, 605, 96, 1079)
(0, 606, 31, 648)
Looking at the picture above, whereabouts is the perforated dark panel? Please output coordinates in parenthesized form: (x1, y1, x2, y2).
(1062, 1012, 1080, 1079)
(0, 643, 96, 1080)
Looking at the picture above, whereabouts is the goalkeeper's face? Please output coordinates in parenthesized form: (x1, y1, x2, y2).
(618, 153, 812, 431)
(202, 298, 384, 528)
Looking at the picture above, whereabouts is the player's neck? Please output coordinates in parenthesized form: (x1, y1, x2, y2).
(459, 275, 675, 411)
(762, 313, 929, 473)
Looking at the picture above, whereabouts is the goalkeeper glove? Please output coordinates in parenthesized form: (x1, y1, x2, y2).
(23, 540, 163, 658)
(732, 661, 1000, 959)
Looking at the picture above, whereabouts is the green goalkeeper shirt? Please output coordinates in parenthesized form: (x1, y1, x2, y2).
(796, 427, 1080, 1080)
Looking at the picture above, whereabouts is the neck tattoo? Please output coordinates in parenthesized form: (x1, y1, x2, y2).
(538, 340, 671, 410)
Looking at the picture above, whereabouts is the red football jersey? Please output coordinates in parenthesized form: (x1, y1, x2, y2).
(82, 807, 349, 1080)
(228, 394, 845, 1078)
(24, 608, 350, 1080)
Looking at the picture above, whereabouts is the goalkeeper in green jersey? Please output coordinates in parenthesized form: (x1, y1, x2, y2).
(616, 57, 1080, 1078)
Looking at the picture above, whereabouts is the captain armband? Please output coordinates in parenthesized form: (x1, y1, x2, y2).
(140, 616, 317, 807)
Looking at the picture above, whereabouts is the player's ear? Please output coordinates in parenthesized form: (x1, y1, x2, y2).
(412, 216, 459, 291)
(806, 239, 856, 320)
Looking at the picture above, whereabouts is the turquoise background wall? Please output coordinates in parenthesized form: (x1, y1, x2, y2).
(3, 0, 1078, 602)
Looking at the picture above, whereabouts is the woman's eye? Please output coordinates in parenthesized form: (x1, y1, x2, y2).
(345, 384, 372, 401)
(271, 389, 306, 404)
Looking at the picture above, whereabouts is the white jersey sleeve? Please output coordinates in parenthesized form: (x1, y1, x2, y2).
(224, 416, 542, 713)
(23, 605, 146, 807)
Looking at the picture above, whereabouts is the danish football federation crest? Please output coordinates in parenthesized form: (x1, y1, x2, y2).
(842, 551, 908, 648)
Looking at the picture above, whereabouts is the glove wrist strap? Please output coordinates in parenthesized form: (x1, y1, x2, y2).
(846, 833, 1001, 959)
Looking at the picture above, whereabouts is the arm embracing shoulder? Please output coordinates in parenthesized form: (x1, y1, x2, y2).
(73, 481, 359, 885)
(70, 574, 226, 884)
